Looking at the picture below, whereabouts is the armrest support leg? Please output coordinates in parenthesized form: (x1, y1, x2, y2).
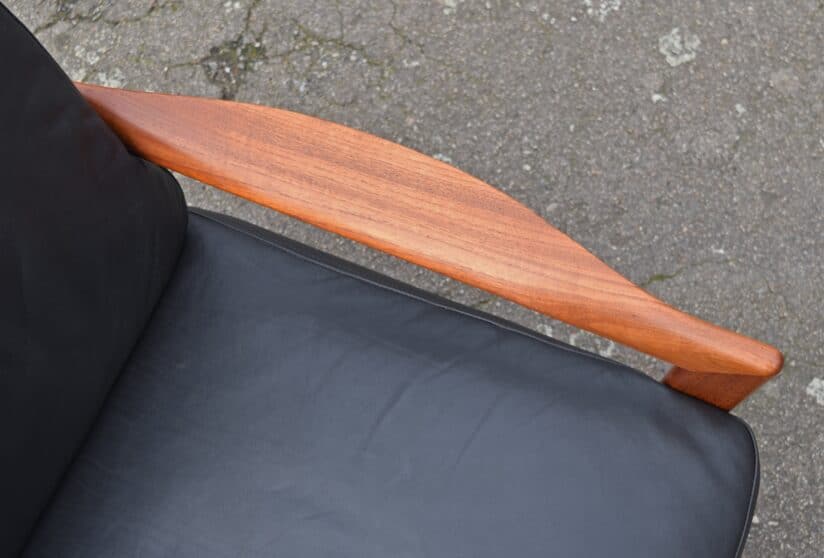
(663, 366, 773, 410)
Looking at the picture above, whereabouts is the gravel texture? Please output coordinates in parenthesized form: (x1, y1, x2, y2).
(7, 1, 822, 555)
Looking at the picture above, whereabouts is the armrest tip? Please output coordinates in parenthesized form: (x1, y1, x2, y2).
(760, 346, 784, 379)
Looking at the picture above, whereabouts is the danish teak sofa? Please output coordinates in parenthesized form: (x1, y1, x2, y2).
(1, 4, 781, 557)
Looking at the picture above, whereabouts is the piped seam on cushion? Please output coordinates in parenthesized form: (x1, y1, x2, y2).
(734, 422, 760, 558)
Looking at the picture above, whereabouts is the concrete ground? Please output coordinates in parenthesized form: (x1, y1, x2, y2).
(8, 1, 822, 555)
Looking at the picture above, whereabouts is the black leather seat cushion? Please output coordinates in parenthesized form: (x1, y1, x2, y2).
(24, 210, 758, 558)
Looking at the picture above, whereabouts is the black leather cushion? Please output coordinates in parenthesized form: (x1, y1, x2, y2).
(24, 211, 758, 557)
(0, 5, 187, 555)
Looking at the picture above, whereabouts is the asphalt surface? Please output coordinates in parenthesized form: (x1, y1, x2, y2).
(8, 1, 822, 556)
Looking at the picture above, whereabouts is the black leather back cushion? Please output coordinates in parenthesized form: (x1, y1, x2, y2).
(0, 5, 187, 555)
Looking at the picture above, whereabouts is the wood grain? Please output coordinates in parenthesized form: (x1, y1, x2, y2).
(74, 82, 782, 410)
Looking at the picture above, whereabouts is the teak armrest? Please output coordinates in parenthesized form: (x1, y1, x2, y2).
(74, 82, 782, 410)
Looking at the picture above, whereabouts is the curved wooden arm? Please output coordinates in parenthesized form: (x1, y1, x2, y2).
(74, 82, 782, 410)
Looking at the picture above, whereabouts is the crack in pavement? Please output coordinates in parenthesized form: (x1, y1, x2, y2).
(34, 0, 181, 34)
(639, 257, 733, 288)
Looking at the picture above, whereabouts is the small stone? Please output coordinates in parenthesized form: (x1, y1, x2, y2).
(735, 103, 747, 115)
(659, 28, 700, 67)
(806, 378, 824, 406)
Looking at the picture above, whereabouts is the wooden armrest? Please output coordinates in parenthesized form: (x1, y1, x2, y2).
(74, 82, 782, 410)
